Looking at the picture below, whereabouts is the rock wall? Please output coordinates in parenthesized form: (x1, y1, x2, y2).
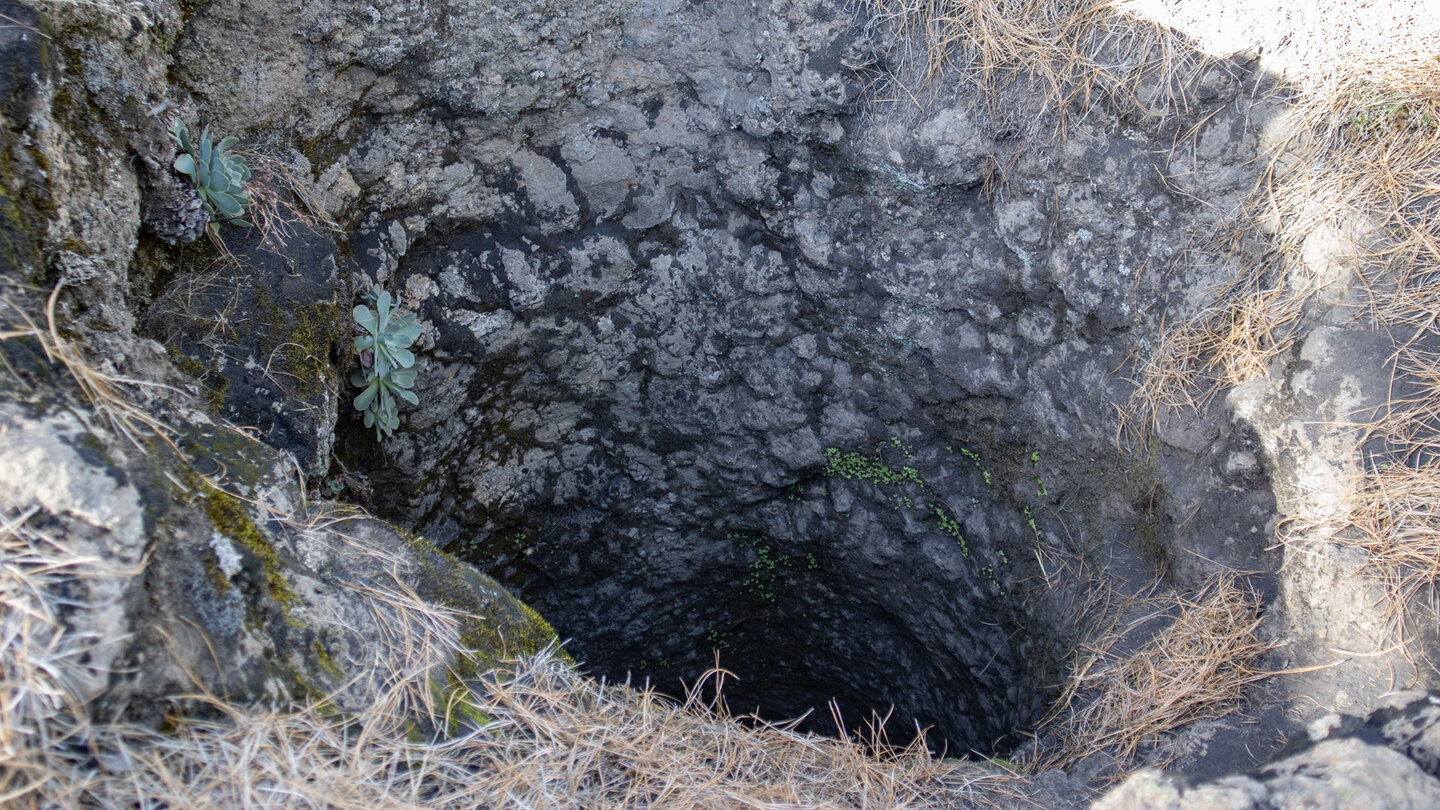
(21, 0, 1276, 753)
(201, 0, 1279, 750)
(0, 324, 561, 726)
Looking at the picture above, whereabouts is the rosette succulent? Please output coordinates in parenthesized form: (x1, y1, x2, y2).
(351, 284, 421, 440)
(170, 119, 252, 228)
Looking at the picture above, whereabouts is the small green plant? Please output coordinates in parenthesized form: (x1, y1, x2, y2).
(351, 284, 421, 440)
(933, 505, 969, 556)
(1345, 83, 1439, 140)
(729, 533, 792, 604)
(170, 120, 252, 230)
(823, 447, 923, 485)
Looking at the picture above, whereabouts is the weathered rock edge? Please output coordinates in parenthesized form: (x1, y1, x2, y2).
(1096, 693, 1440, 809)
(0, 328, 562, 729)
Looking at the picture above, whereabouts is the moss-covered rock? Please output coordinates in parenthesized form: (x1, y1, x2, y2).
(0, 372, 563, 727)
(0, 0, 52, 284)
(138, 214, 353, 478)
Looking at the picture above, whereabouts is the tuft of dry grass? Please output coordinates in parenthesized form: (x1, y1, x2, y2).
(1142, 44, 1440, 633)
(193, 149, 344, 268)
(0, 507, 136, 808)
(1133, 45, 1440, 424)
(240, 150, 344, 253)
(1287, 352, 1440, 643)
(863, 0, 1222, 132)
(1025, 574, 1274, 780)
(1, 284, 178, 452)
(34, 657, 1020, 810)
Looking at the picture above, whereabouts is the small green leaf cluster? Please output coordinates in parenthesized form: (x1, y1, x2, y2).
(170, 120, 252, 228)
(741, 536, 791, 603)
(822, 447, 922, 485)
(1345, 83, 1439, 140)
(351, 284, 421, 440)
(933, 505, 969, 556)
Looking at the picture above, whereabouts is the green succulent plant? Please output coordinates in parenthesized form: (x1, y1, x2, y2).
(170, 119, 252, 228)
(351, 284, 421, 440)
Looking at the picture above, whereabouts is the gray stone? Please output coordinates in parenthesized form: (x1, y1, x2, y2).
(1098, 696, 1440, 810)
(0, 380, 559, 727)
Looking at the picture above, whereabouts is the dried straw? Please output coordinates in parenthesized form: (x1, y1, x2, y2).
(1026, 574, 1274, 780)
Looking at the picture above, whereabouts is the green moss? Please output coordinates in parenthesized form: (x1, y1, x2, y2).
(170, 351, 205, 379)
(201, 485, 302, 618)
(1127, 456, 1168, 572)
(202, 551, 232, 596)
(166, 349, 230, 412)
(383, 529, 564, 736)
(449, 597, 563, 678)
(312, 639, 343, 680)
(0, 183, 39, 279)
(823, 446, 923, 485)
(284, 301, 342, 397)
(252, 287, 343, 400)
(398, 529, 566, 681)
(175, 428, 266, 493)
(0, 116, 56, 282)
(431, 671, 494, 734)
(205, 375, 230, 412)
(512, 601, 562, 656)
(271, 653, 329, 709)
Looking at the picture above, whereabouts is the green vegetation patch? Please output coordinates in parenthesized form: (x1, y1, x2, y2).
(819, 440, 1026, 585)
(730, 532, 794, 604)
(399, 530, 566, 681)
(284, 301, 343, 397)
(823, 446, 922, 486)
(201, 485, 301, 614)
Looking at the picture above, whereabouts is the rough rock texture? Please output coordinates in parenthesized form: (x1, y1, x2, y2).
(1228, 319, 1438, 716)
(0, 0, 49, 280)
(48, 0, 1296, 755)
(0, 0, 558, 727)
(140, 216, 353, 478)
(0, 338, 560, 723)
(1096, 693, 1440, 809)
(213, 0, 1285, 751)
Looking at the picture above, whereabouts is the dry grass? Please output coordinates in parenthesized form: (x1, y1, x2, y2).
(1287, 347, 1440, 641)
(194, 149, 344, 268)
(1135, 31, 1440, 632)
(0, 507, 137, 807)
(0, 503, 1024, 810)
(863, 0, 1222, 131)
(1132, 45, 1440, 423)
(0, 283, 177, 452)
(1024, 574, 1274, 780)
(240, 150, 344, 253)
(52, 661, 1017, 810)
